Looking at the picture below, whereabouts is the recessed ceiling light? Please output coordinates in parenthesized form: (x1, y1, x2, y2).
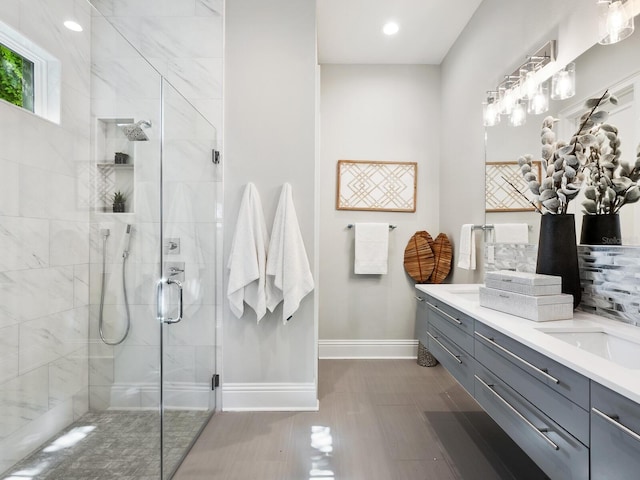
(382, 22, 399, 36)
(64, 20, 83, 32)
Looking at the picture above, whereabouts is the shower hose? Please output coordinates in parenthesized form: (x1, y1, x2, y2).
(98, 232, 131, 345)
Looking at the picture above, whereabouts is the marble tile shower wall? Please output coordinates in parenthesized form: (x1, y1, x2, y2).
(0, 0, 92, 474)
(88, 2, 222, 411)
(484, 243, 640, 326)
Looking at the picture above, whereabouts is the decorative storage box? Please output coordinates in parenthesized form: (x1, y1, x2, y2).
(484, 270, 562, 296)
(479, 286, 573, 321)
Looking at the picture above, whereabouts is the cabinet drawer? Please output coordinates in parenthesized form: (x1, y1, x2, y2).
(475, 365, 588, 480)
(428, 324, 475, 395)
(474, 322, 589, 409)
(591, 382, 640, 480)
(427, 301, 474, 355)
(475, 336, 589, 446)
(414, 290, 429, 346)
(426, 297, 474, 337)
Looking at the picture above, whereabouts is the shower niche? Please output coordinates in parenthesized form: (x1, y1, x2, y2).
(93, 117, 143, 213)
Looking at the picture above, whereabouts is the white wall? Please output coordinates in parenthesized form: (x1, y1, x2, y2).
(223, 0, 317, 410)
(440, 0, 599, 284)
(319, 65, 440, 357)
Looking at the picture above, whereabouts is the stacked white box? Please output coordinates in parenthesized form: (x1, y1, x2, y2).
(480, 270, 573, 321)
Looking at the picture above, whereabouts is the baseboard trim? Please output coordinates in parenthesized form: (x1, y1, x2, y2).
(222, 382, 318, 412)
(318, 339, 418, 359)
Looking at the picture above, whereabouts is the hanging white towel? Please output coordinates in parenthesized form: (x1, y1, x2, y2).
(354, 223, 389, 274)
(457, 224, 476, 270)
(493, 223, 529, 243)
(266, 183, 314, 323)
(227, 183, 271, 322)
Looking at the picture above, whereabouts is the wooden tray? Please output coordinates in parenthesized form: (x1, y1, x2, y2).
(428, 233, 452, 284)
(404, 231, 435, 283)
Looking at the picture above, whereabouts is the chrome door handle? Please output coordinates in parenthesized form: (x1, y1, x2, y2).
(475, 374, 559, 451)
(157, 278, 184, 324)
(415, 296, 425, 302)
(427, 332, 462, 364)
(474, 331, 560, 384)
(592, 407, 640, 443)
(427, 302, 462, 325)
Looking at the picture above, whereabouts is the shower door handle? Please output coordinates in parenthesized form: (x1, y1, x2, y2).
(157, 278, 184, 324)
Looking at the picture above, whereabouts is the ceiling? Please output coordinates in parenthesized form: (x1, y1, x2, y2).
(317, 0, 484, 65)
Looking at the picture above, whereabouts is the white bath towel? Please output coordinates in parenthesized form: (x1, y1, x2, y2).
(266, 183, 314, 323)
(493, 223, 529, 243)
(457, 224, 476, 270)
(227, 183, 271, 322)
(354, 223, 389, 274)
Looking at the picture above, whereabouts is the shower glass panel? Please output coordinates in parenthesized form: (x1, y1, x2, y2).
(0, 1, 217, 478)
(160, 80, 218, 478)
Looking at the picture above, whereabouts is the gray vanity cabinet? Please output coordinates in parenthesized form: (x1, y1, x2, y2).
(414, 290, 429, 347)
(591, 382, 640, 480)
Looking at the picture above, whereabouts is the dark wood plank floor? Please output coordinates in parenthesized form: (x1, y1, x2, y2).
(174, 359, 549, 479)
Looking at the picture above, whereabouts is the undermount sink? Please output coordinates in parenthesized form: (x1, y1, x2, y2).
(443, 285, 480, 302)
(536, 326, 640, 369)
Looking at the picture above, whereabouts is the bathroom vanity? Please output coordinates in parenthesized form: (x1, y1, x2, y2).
(415, 284, 640, 480)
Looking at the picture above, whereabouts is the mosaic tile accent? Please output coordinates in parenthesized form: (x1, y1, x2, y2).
(2, 410, 211, 480)
(484, 243, 640, 326)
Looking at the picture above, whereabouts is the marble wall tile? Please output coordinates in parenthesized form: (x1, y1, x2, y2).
(163, 141, 217, 183)
(194, 345, 216, 384)
(195, 0, 223, 17)
(111, 0, 196, 17)
(0, 161, 20, 216)
(89, 355, 114, 387)
(73, 386, 89, 420)
(0, 216, 49, 270)
(49, 347, 89, 408)
(0, 105, 23, 164)
(166, 305, 215, 348)
(19, 307, 88, 374)
(113, 345, 159, 384)
(50, 220, 90, 266)
(0, 325, 19, 384)
(74, 264, 89, 307)
(0, 267, 74, 326)
(166, 58, 222, 101)
(162, 345, 196, 384)
(0, 366, 49, 440)
(165, 181, 218, 223)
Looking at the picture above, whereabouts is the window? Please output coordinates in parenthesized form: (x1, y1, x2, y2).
(0, 43, 35, 111)
(0, 20, 61, 123)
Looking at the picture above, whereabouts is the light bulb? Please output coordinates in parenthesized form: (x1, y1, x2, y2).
(551, 63, 575, 100)
(382, 22, 399, 36)
(483, 99, 500, 127)
(598, 0, 634, 45)
(509, 101, 526, 127)
(528, 83, 549, 115)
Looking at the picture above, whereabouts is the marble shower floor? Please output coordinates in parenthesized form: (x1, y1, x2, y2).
(1, 410, 210, 480)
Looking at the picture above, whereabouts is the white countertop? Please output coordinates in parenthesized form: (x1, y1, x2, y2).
(416, 283, 640, 405)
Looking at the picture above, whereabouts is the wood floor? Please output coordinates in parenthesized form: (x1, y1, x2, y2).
(174, 359, 549, 479)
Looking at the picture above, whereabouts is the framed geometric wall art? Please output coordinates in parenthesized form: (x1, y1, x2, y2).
(336, 160, 417, 212)
(485, 160, 542, 212)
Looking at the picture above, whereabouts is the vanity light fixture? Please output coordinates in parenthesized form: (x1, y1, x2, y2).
(382, 21, 399, 36)
(483, 40, 556, 127)
(551, 62, 575, 100)
(597, 0, 634, 45)
(528, 81, 550, 115)
(482, 92, 501, 127)
(509, 100, 527, 127)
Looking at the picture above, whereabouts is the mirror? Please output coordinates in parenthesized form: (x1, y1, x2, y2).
(485, 26, 640, 246)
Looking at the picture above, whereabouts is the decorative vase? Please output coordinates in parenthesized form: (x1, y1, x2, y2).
(114, 152, 129, 164)
(536, 213, 581, 308)
(580, 214, 621, 245)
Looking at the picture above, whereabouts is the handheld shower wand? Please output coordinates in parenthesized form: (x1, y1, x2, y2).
(98, 224, 133, 345)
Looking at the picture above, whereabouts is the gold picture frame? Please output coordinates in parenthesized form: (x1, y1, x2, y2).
(485, 160, 542, 212)
(336, 160, 417, 212)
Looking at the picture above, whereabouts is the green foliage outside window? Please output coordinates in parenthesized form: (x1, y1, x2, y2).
(0, 43, 34, 111)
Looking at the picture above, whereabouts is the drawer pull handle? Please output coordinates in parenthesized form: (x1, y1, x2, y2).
(427, 302, 462, 325)
(475, 374, 559, 451)
(474, 331, 560, 385)
(427, 332, 462, 364)
(592, 407, 640, 443)
(415, 296, 425, 302)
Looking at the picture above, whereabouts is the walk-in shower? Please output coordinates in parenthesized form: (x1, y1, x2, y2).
(0, 1, 219, 479)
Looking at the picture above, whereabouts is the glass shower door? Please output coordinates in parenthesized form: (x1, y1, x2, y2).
(159, 79, 218, 478)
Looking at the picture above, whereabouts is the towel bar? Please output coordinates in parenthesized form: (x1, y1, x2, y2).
(347, 224, 397, 230)
(472, 224, 532, 231)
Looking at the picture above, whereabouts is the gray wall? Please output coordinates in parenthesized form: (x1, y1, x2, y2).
(440, 0, 599, 284)
(319, 65, 440, 349)
(223, 0, 317, 409)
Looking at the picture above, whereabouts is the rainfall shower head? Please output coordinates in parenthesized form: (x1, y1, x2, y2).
(121, 120, 151, 141)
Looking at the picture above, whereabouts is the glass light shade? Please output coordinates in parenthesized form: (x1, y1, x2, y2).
(520, 64, 538, 100)
(528, 83, 549, 115)
(509, 101, 526, 127)
(500, 86, 517, 115)
(483, 100, 500, 127)
(598, 0, 634, 45)
(551, 63, 576, 100)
